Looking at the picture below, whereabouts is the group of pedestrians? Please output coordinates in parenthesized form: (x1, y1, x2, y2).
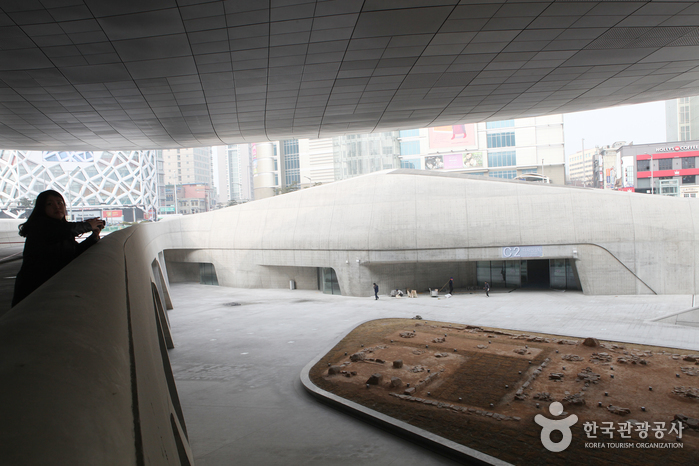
(372, 278, 492, 299)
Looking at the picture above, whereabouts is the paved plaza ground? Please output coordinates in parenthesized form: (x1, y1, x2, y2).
(167, 284, 698, 465)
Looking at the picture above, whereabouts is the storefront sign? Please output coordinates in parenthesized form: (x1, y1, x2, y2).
(502, 246, 543, 258)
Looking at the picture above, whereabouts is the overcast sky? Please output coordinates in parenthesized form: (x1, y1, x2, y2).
(563, 100, 667, 157)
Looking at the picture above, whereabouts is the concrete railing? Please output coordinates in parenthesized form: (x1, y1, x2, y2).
(0, 222, 192, 465)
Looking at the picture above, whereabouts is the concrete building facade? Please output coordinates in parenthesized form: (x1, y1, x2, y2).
(666, 96, 699, 142)
(164, 170, 692, 298)
(212, 144, 254, 205)
(163, 147, 212, 187)
(622, 140, 699, 197)
(398, 116, 565, 184)
(567, 147, 597, 186)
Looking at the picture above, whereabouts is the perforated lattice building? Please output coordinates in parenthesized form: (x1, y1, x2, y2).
(0, 150, 158, 216)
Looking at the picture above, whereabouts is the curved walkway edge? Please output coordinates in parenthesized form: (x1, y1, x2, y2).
(299, 334, 513, 466)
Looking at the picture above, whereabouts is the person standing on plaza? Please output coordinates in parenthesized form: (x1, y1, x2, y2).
(448, 277, 454, 295)
(484, 281, 490, 297)
(373, 282, 379, 300)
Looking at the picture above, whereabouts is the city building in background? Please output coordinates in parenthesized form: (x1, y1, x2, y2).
(161, 183, 215, 215)
(155, 150, 167, 215)
(623, 140, 699, 197)
(397, 116, 565, 183)
(162, 147, 212, 186)
(306, 138, 334, 186)
(0, 150, 158, 220)
(252, 142, 279, 200)
(212, 144, 254, 206)
(176, 184, 214, 214)
(567, 147, 598, 186)
(333, 132, 401, 180)
(666, 96, 699, 142)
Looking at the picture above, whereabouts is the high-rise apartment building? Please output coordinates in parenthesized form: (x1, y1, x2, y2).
(666, 96, 699, 142)
(567, 147, 597, 186)
(163, 147, 212, 186)
(212, 145, 254, 204)
(306, 138, 334, 185)
(333, 132, 401, 180)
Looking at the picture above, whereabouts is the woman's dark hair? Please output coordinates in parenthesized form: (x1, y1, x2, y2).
(18, 190, 66, 237)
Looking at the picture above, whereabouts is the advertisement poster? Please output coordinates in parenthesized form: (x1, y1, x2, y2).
(104, 209, 124, 224)
(425, 155, 443, 170)
(463, 151, 483, 168)
(443, 154, 463, 169)
(428, 124, 477, 149)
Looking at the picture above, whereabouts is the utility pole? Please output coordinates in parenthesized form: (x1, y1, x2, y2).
(581, 138, 585, 186)
(650, 153, 654, 194)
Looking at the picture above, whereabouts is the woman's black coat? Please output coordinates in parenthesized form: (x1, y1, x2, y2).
(12, 217, 97, 306)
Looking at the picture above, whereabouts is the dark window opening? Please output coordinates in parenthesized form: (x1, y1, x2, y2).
(658, 159, 672, 170)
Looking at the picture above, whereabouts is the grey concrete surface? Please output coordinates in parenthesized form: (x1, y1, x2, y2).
(0, 246, 23, 319)
(164, 171, 699, 297)
(167, 284, 699, 465)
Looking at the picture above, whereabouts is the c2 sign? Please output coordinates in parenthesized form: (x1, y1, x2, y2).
(501, 246, 543, 258)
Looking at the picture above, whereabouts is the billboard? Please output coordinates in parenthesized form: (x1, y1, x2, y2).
(425, 155, 443, 170)
(428, 124, 477, 149)
(463, 151, 483, 168)
(443, 154, 462, 169)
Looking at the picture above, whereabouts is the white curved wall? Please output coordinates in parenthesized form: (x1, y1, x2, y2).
(164, 169, 699, 296)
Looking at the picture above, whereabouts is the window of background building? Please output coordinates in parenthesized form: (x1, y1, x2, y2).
(658, 159, 672, 170)
(683, 175, 696, 184)
(282, 139, 300, 187)
(400, 141, 420, 156)
(486, 120, 515, 129)
(679, 98, 691, 141)
(488, 150, 516, 167)
(487, 132, 515, 148)
(489, 170, 516, 179)
(399, 129, 420, 137)
(637, 160, 650, 171)
(401, 158, 420, 169)
(683, 157, 695, 169)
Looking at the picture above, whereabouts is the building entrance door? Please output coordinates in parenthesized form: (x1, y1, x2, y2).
(318, 267, 341, 295)
(524, 259, 550, 288)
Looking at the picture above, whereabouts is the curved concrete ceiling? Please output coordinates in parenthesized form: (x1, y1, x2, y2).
(1, 1, 699, 151)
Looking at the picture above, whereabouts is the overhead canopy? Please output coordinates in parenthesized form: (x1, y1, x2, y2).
(1, 1, 698, 150)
